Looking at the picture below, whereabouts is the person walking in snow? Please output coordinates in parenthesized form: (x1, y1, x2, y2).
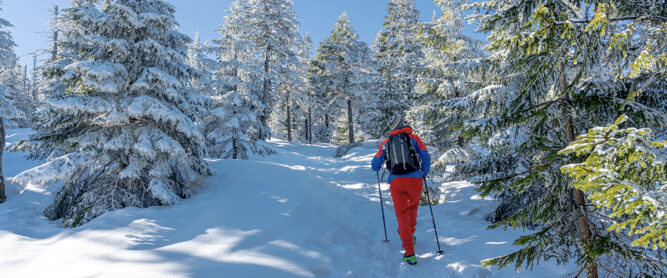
(371, 116, 431, 265)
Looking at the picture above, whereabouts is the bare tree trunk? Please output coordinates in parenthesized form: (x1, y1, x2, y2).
(232, 52, 239, 92)
(560, 62, 598, 278)
(232, 137, 238, 160)
(260, 46, 271, 140)
(232, 51, 240, 160)
(347, 99, 354, 144)
(0, 117, 6, 203)
(32, 54, 38, 101)
(286, 93, 292, 142)
(325, 114, 330, 141)
(307, 106, 312, 144)
(454, 82, 464, 147)
(52, 5, 59, 60)
(23, 65, 28, 95)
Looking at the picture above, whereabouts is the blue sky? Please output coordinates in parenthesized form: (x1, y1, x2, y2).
(3, 0, 483, 69)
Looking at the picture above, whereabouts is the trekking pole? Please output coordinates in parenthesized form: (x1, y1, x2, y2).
(423, 176, 444, 254)
(376, 170, 390, 243)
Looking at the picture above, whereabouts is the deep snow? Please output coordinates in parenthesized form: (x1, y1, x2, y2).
(1, 129, 571, 277)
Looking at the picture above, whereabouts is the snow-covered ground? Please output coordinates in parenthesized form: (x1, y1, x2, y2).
(1, 129, 571, 277)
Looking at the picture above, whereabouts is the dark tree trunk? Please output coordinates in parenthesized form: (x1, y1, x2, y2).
(454, 83, 464, 147)
(232, 52, 239, 92)
(52, 5, 59, 60)
(286, 94, 292, 142)
(347, 98, 354, 144)
(23, 65, 28, 95)
(32, 54, 38, 101)
(325, 114, 331, 141)
(0, 117, 5, 203)
(260, 46, 272, 140)
(560, 63, 598, 278)
(325, 114, 330, 131)
(232, 137, 238, 160)
(307, 107, 313, 144)
(232, 52, 240, 160)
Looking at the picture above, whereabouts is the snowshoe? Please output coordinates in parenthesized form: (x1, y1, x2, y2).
(402, 254, 417, 265)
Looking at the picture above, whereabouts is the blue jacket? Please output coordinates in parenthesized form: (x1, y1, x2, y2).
(372, 126, 431, 183)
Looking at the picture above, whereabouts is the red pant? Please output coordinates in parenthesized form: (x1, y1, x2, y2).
(390, 177, 422, 255)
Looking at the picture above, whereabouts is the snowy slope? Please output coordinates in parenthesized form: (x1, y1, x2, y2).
(1, 129, 571, 277)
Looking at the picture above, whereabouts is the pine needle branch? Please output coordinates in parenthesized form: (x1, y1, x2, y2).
(563, 15, 667, 24)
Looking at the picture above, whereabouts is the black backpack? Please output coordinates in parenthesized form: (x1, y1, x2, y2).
(384, 133, 421, 175)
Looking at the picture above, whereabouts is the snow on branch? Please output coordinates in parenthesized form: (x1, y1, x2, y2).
(10, 152, 92, 187)
(46, 96, 114, 115)
(562, 15, 667, 24)
(63, 61, 128, 94)
(125, 95, 203, 141)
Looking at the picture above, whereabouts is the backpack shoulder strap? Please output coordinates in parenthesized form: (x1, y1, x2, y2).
(377, 137, 389, 158)
(408, 133, 427, 152)
(385, 134, 395, 157)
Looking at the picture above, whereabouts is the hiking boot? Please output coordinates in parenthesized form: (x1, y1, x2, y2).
(402, 254, 417, 265)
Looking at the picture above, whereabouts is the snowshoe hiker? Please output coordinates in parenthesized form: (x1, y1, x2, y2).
(371, 116, 431, 265)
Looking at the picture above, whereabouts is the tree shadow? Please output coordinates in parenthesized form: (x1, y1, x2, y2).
(83, 225, 329, 277)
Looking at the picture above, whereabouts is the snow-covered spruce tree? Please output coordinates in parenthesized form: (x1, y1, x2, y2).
(204, 0, 272, 159)
(464, 0, 667, 227)
(12, 0, 211, 226)
(465, 0, 667, 276)
(280, 33, 313, 143)
(0, 3, 23, 203)
(235, 0, 301, 140)
(596, 1, 667, 136)
(0, 3, 31, 129)
(308, 64, 335, 143)
(186, 32, 215, 99)
(407, 0, 487, 179)
(309, 84, 334, 144)
(297, 33, 314, 143)
(185, 32, 216, 129)
(309, 12, 375, 145)
(0, 63, 31, 128)
(560, 114, 666, 250)
(28, 52, 53, 106)
(269, 32, 309, 142)
(566, 2, 667, 254)
(364, 0, 424, 137)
